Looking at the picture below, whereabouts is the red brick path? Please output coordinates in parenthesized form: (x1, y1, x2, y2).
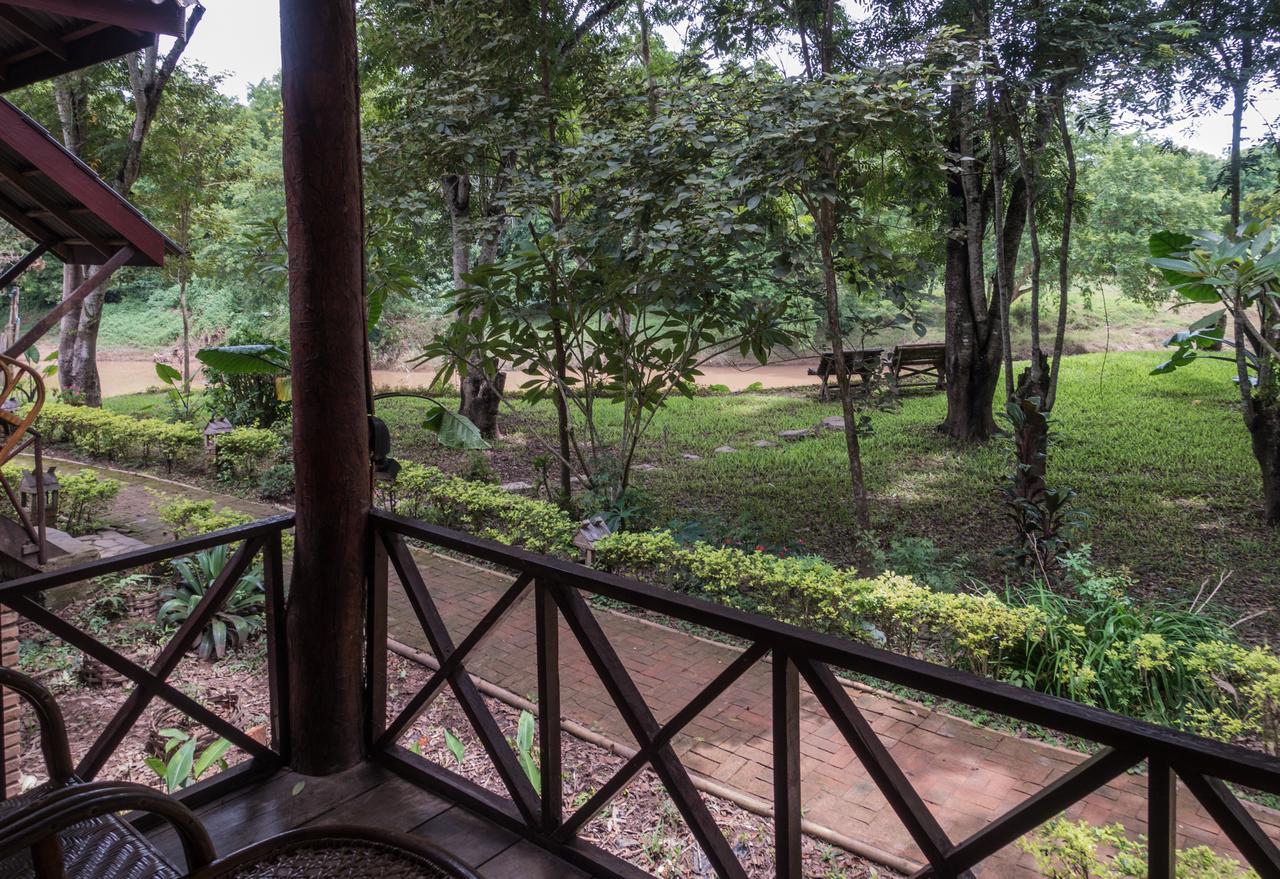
(388, 550, 1280, 877)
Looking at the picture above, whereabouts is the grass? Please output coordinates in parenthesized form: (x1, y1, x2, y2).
(375, 351, 1279, 643)
(105, 350, 1279, 644)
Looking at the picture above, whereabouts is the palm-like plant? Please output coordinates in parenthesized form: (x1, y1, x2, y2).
(159, 545, 265, 661)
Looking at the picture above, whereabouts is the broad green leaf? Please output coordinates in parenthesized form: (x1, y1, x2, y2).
(1149, 231, 1194, 259)
(197, 345, 290, 375)
(155, 362, 182, 385)
(517, 710, 536, 753)
(423, 404, 490, 450)
(166, 738, 197, 792)
(444, 728, 466, 766)
(193, 738, 233, 779)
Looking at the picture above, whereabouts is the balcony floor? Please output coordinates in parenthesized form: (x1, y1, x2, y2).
(145, 763, 589, 879)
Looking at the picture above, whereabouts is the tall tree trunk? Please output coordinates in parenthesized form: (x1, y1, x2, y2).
(57, 264, 83, 396)
(1250, 402, 1280, 526)
(72, 285, 104, 406)
(179, 277, 191, 393)
(1230, 77, 1246, 228)
(53, 11, 202, 406)
(280, 0, 370, 774)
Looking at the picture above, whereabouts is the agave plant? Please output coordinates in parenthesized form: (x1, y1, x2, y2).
(159, 545, 265, 661)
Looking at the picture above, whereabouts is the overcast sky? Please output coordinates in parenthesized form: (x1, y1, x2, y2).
(183, 0, 1277, 159)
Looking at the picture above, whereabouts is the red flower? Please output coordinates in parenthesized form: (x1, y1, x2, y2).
(755, 545, 764, 552)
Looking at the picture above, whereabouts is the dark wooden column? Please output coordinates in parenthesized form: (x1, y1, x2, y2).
(279, 0, 371, 774)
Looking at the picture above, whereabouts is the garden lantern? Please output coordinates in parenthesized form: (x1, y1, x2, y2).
(574, 515, 612, 565)
(19, 466, 58, 529)
(204, 418, 234, 452)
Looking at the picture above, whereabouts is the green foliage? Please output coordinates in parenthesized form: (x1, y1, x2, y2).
(157, 498, 255, 540)
(215, 426, 282, 484)
(594, 530, 1046, 676)
(159, 545, 265, 661)
(57, 469, 122, 536)
(144, 729, 232, 794)
(1073, 132, 1221, 304)
(34, 402, 202, 470)
(377, 462, 576, 555)
(257, 462, 295, 501)
(444, 728, 466, 767)
(1003, 551, 1240, 725)
(1017, 818, 1258, 879)
(200, 336, 292, 429)
(514, 710, 540, 790)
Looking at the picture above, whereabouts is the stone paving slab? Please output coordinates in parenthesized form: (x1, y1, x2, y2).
(387, 550, 1280, 878)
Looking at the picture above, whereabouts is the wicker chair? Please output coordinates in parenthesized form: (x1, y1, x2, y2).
(0, 669, 484, 879)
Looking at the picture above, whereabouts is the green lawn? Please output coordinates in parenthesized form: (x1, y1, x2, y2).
(107, 350, 1279, 643)
(373, 351, 1278, 642)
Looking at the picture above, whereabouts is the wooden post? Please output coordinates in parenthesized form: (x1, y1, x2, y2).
(0, 606, 19, 797)
(279, 0, 371, 774)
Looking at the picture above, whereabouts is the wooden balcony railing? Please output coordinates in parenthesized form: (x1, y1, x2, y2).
(0, 515, 295, 805)
(368, 509, 1280, 879)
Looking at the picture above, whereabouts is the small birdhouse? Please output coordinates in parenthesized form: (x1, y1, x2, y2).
(574, 515, 612, 565)
(204, 418, 234, 452)
(19, 466, 59, 529)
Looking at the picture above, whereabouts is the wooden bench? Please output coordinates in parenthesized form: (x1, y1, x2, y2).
(888, 342, 946, 391)
(807, 348, 884, 400)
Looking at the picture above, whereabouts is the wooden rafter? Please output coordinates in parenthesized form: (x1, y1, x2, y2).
(1, 0, 188, 37)
(0, 5, 65, 60)
(0, 154, 113, 257)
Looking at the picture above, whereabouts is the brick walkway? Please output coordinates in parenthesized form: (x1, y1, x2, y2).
(389, 550, 1280, 877)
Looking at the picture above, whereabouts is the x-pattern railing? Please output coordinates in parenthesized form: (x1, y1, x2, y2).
(369, 510, 1280, 879)
(0, 515, 294, 790)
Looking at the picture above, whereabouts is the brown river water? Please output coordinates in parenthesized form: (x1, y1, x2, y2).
(92, 358, 821, 399)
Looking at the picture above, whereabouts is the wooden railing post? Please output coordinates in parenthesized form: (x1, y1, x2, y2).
(536, 579, 562, 832)
(1149, 757, 1176, 879)
(366, 526, 389, 749)
(263, 529, 290, 764)
(773, 652, 802, 879)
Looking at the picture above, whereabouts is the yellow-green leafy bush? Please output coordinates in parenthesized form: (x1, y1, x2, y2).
(58, 469, 122, 536)
(595, 530, 1046, 674)
(1017, 818, 1257, 878)
(214, 426, 281, 483)
(34, 402, 201, 468)
(158, 498, 256, 539)
(377, 462, 576, 556)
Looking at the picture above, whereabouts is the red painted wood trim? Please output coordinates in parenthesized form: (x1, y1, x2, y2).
(1, 0, 187, 37)
(0, 99, 167, 265)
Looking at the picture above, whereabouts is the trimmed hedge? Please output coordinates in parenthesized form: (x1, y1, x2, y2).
(36, 402, 201, 471)
(377, 462, 577, 556)
(595, 530, 1045, 676)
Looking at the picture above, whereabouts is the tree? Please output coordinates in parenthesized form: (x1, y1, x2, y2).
(361, 0, 633, 439)
(1073, 131, 1220, 304)
(53, 4, 205, 406)
(137, 65, 245, 393)
(855, 0, 1162, 441)
(1150, 223, 1280, 524)
(1161, 0, 1280, 227)
(426, 63, 801, 503)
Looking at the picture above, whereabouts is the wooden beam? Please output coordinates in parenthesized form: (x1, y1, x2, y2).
(4, 245, 131, 359)
(1, 1, 187, 36)
(0, 241, 49, 289)
(0, 154, 113, 257)
(0, 7, 66, 60)
(0, 100, 165, 265)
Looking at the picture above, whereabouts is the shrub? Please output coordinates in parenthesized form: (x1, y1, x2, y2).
(258, 462, 295, 501)
(33, 402, 201, 469)
(203, 333, 291, 428)
(1017, 818, 1257, 879)
(58, 469, 122, 536)
(377, 462, 576, 556)
(159, 546, 265, 661)
(215, 427, 281, 484)
(158, 498, 255, 539)
(1001, 550, 1243, 728)
(594, 530, 1046, 675)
